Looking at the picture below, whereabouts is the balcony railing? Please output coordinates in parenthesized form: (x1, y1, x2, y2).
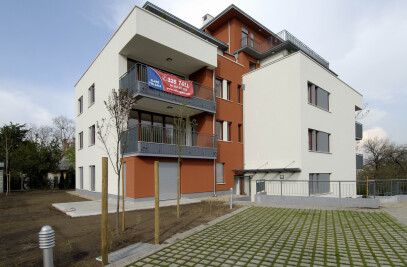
(355, 122, 363, 140)
(121, 124, 217, 159)
(240, 30, 329, 69)
(277, 30, 329, 69)
(356, 154, 364, 170)
(119, 63, 216, 113)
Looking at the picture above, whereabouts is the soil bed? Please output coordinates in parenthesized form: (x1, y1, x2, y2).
(0, 190, 237, 266)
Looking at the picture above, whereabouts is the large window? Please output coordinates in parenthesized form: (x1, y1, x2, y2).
(249, 61, 256, 71)
(78, 96, 83, 115)
(88, 84, 95, 106)
(308, 82, 329, 111)
(241, 27, 248, 47)
(250, 33, 254, 47)
(89, 125, 95, 146)
(215, 78, 230, 100)
(308, 129, 330, 152)
(216, 120, 231, 141)
(309, 173, 330, 194)
(79, 131, 83, 149)
(216, 163, 224, 184)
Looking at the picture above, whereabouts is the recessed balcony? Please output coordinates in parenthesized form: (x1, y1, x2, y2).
(119, 63, 216, 115)
(122, 125, 217, 159)
(355, 122, 363, 140)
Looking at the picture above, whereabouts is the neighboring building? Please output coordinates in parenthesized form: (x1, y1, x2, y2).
(75, 2, 362, 200)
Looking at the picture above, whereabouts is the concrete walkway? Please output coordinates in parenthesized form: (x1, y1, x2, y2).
(52, 198, 201, 217)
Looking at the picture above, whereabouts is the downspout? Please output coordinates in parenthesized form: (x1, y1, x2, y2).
(213, 69, 217, 197)
(228, 20, 230, 53)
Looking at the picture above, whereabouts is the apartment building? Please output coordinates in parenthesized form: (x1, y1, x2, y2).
(75, 2, 363, 200)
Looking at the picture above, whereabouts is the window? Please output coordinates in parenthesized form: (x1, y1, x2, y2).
(79, 167, 83, 189)
(308, 82, 329, 111)
(309, 173, 330, 195)
(216, 121, 223, 141)
(249, 61, 256, 71)
(250, 33, 254, 47)
(226, 122, 231, 142)
(216, 163, 224, 184)
(88, 84, 95, 106)
(79, 131, 83, 149)
(90, 165, 95, 191)
(238, 124, 242, 143)
(241, 27, 248, 47)
(226, 81, 231, 100)
(89, 125, 95, 145)
(216, 121, 231, 141)
(78, 96, 83, 114)
(308, 129, 330, 152)
(237, 85, 243, 104)
(215, 78, 222, 98)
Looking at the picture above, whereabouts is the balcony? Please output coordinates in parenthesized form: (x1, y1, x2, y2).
(119, 63, 216, 114)
(122, 125, 217, 159)
(356, 154, 364, 170)
(355, 122, 363, 140)
(239, 30, 329, 69)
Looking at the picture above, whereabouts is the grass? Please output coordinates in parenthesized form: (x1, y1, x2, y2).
(130, 207, 407, 266)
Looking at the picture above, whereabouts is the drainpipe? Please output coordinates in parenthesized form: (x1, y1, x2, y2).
(213, 69, 217, 197)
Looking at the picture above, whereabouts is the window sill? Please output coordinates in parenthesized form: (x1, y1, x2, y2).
(77, 112, 83, 117)
(308, 102, 331, 113)
(217, 140, 232, 143)
(88, 102, 95, 108)
(88, 144, 95, 147)
(308, 150, 332, 154)
(216, 97, 233, 102)
(216, 183, 226, 185)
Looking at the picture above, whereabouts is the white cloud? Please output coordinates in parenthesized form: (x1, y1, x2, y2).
(359, 108, 388, 128)
(363, 127, 388, 140)
(0, 89, 53, 126)
(0, 78, 74, 127)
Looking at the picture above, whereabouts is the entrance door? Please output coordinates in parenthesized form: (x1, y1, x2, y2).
(159, 162, 178, 200)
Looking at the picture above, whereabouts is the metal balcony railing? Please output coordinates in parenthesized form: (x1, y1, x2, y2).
(240, 30, 329, 69)
(119, 63, 216, 113)
(121, 124, 217, 159)
(356, 154, 364, 170)
(277, 30, 329, 68)
(355, 122, 363, 140)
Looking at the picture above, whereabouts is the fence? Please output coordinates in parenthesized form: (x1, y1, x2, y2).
(256, 179, 407, 198)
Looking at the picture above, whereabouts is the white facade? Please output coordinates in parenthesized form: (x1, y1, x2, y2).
(75, 6, 218, 196)
(243, 51, 363, 198)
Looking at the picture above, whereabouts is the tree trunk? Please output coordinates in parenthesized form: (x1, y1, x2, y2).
(116, 172, 120, 233)
(177, 157, 180, 219)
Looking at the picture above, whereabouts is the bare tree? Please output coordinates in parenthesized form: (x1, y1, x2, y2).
(173, 103, 196, 219)
(355, 103, 370, 121)
(26, 124, 55, 146)
(363, 137, 392, 177)
(96, 88, 135, 232)
(52, 116, 75, 144)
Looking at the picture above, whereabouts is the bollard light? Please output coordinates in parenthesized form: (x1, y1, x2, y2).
(39, 225, 55, 267)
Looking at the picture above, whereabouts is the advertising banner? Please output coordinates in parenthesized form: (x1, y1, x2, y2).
(147, 67, 193, 98)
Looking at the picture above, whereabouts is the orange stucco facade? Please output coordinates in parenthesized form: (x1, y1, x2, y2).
(123, 7, 272, 199)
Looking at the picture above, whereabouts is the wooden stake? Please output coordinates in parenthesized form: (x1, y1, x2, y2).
(154, 161, 159, 245)
(366, 176, 369, 196)
(121, 161, 125, 232)
(8, 173, 10, 195)
(101, 157, 108, 266)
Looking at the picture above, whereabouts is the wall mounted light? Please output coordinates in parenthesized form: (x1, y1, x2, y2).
(166, 57, 172, 62)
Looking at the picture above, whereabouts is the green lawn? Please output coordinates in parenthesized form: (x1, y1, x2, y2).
(130, 207, 407, 266)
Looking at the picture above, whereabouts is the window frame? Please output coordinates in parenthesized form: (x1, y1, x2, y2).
(89, 125, 96, 146)
(308, 129, 330, 153)
(78, 96, 83, 115)
(249, 61, 256, 71)
(308, 81, 329, 111)
(216, 120, 223, 141)
(215, 78, 223, 98)
(88, 84, 95, 107)
(238, 124, 242, 143)
(216, 162, 225, 184)
(237, 85, 242, 104)
(79, 131, 83, 149)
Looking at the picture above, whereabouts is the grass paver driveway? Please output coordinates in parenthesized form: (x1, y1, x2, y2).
(129, 207, 407, 266)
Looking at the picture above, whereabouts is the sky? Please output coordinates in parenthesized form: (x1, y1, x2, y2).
(0, 0, 406, 144)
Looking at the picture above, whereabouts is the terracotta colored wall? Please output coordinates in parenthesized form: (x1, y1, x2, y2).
(124, 156, 214, 198)
(214, 55, 244, 192)
(211, 22, 229, 47)
(229, 18, 268, 54)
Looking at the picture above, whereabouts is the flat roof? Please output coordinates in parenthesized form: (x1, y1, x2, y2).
(234, 168, 301, 174)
